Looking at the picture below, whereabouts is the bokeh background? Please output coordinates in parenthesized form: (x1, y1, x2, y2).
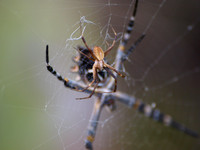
(0, 0, 200, 150)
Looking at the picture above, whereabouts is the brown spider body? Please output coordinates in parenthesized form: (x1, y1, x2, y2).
(93, 46, 104, 60)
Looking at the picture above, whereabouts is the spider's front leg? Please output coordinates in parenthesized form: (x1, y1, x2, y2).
(46, 45, 77, 90)
(74, 47, 95, 62)
(80, 26, 98, 61)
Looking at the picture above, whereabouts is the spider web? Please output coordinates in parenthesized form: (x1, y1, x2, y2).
(0, 0, 200, 150)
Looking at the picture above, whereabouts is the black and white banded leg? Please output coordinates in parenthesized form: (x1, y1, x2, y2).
(46, 45, 77, 90)
(118, 0, 145, 62)
(133, 99, 199, 138)
(118, 0, 139, 51)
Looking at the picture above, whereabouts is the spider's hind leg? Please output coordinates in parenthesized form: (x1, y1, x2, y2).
(76, 67, 99, 99)
(76, 81, 99, 100)
(76, 78, 96, 93)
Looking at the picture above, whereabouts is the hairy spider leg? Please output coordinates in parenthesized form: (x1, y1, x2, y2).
(119, 0, 139, 52)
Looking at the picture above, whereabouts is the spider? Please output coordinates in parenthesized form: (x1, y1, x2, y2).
(74, 26, 125, 99)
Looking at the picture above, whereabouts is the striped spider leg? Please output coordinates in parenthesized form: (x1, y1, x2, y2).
(117, 0, 145, 63)
(46, 45, 82, 92)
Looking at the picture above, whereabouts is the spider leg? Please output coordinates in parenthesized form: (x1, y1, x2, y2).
(104, 67, 117, 92)
(46, 45, 77, 90)
(46, 45, 65, 81)
(73, 47, 95, 62)
(76, 77, 96, 92)
(122, 34, 145, 62)
(81, 36, 99, 61)
(76, 66, 99, 99)
(80, 24, 99, 60)
(104, 63, 125, 78)
(76, 81, 99, 100)
(104, 26, 117, 57)
(118, 0, 139, 52)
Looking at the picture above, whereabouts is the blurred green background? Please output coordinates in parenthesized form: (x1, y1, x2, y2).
(0, 1, 86, 149)
(0, 0, 200, 150)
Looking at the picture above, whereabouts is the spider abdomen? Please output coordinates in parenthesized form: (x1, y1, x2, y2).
(71, 46, 110, 87)
(93, 46, 104, 60)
